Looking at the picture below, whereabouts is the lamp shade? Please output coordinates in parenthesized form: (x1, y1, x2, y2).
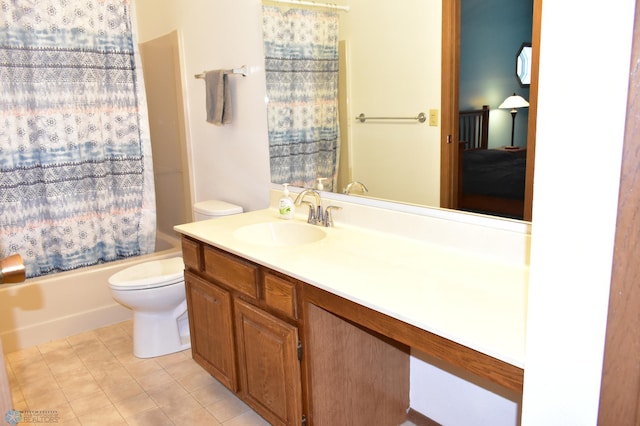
(499, 93, 529, 109)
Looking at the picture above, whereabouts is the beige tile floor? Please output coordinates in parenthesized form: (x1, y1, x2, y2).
(5, 320, 418, 425)
(5, 320, 269, 425)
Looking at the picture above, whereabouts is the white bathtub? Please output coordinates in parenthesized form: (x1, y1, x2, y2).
(0, 232, 182, 353)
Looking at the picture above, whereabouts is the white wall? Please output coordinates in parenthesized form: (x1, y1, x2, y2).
(342, 0, 442, 206)
(522, 1, 634, 424)
(411, 350, 521, 425)
(135, 0, 272, 213)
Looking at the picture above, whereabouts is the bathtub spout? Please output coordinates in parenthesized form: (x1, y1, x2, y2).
(0, 254, 26, 284)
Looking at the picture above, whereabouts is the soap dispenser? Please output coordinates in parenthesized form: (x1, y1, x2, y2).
(278, 184, 295, 219)
(316, 178, 326, 191)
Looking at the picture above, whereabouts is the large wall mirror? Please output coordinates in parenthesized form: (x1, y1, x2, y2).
(262, 0, 535, 221)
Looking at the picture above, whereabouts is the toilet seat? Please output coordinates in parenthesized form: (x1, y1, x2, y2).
(108, 257, 185, 291)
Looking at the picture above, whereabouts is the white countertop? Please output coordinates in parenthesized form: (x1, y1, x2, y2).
(174, 208, 528, 368)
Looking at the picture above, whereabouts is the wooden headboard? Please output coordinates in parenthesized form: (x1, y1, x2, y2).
(459, 105, 489, 150)
(457, 104, 525, 219)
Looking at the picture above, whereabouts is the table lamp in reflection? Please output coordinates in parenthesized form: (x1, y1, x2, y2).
(499, 93, 529, 149)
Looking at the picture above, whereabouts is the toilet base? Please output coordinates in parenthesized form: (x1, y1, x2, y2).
(132, 303, 191, 358)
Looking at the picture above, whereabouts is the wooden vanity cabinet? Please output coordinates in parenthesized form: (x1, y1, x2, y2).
(235, 298, 302, 426)
(182, 237, 238, 389)
(184, 271, 237, 391)
(181, 235, 523, 425)
(181, 237, 303, 426)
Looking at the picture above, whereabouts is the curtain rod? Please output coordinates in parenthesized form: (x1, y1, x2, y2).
(265, 0, 350, 12)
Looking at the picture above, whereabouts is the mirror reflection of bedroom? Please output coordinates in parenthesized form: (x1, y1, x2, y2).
(457, 0, 534, 220)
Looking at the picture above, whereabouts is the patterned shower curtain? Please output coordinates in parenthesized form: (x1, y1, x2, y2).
(262, 6, 340, 191)
(0, 0, 156, 278)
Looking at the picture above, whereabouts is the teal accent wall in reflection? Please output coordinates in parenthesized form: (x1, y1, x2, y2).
(460, 0, 533, 148)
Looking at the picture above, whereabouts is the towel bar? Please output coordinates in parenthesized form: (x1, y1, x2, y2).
(265, 0, 350, 12)
(356, 112, 427, 123)
(195, 65, 247, 79)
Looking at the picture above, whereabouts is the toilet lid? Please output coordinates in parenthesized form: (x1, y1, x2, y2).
(108, 257, 185, 290)
(193, 200, 243, 216)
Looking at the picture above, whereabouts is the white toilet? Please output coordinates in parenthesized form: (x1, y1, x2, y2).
(108, 200, 243, 358)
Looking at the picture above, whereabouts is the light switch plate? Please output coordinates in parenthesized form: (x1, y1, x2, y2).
(429, 109, 439, 126)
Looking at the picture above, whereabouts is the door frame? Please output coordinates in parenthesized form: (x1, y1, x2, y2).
(440, 0, 460, 211)
(598, 1, 640, 422)
(440, 0, 541, 221)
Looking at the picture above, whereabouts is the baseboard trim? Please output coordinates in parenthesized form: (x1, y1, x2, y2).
(407, 408, 442, 426)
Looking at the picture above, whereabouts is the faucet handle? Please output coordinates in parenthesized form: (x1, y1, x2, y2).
(323, 205, 342, 227)
(300, 201, 316, 224)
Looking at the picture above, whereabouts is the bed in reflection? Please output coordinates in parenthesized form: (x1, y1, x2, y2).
(458, 105, 526, 219)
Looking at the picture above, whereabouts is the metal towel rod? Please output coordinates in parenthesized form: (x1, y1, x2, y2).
(266, 0, 350, 12)
(194, 65, 247, 79)
(356, 112, 427, 123)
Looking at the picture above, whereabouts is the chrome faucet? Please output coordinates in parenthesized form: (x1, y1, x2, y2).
(293, 188, 342, 227)
(294, 189, 323, 224)
(343, 181, 369, 195)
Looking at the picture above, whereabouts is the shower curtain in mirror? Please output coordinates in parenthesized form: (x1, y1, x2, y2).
(0, 0, 156, 278)
(262, 6, 340, 191)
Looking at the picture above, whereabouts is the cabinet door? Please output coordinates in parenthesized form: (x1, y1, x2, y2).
(185, 271, 237, 391)
(234, 299, 302, 426)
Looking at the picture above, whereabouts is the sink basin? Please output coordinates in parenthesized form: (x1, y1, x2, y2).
(233, 221, 326, 247)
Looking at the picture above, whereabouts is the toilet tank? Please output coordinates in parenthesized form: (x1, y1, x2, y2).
(192, 200, 243, 221)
